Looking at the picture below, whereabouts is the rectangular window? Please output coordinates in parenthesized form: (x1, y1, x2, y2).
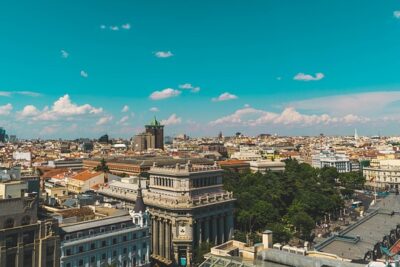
(5, 234, 18, 248)
(91, 256, 96, 263)
(91, 243, 96, 250)
(22, 231, 35, 244)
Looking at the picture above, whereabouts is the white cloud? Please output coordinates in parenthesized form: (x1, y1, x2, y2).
(293, 72, 324, 81)
(19, 105, 39, 117)
(0, 91, 41, 97)
(96, 116, 113, 125)
(122, 23, 131, 30)
(121, 105, 129, 112)
(40, 125, 58, 136)
(209, 107, 369, 127)
(18, 94, 103, 121)
(149, 107, 159, 112)
(80, 70, 88, 78)
(52, 94, 102, 115)
(394, 11, 400, 18)
(0, 104, 12, 115)
(290, 91, 400, 116)
(154, 51, 173, 58)
(61, 50, 69, 58)
(212, 92, 238, 102)
(117, 115, 129, 125)
(191, 87, 200, 93)
(179, 83, 200, 93)
(100, 24, 131, 31)
(161, 114, 182, 125)
(150, 88, 181, 100)
(16, 91, 41, 97)
(0, 92, 12, 97)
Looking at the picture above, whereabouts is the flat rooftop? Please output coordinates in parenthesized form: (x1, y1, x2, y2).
(316, 194, 400, 260)
(60, 214, 131, 233)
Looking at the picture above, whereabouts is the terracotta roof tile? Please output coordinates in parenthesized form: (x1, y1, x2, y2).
(71, 170, 103, 181)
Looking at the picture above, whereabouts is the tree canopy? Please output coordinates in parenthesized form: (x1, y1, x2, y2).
(223, 159, 359, 243)
(95, 158, 109, 173)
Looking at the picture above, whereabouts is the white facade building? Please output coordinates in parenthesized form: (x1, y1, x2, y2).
(231, 146, 262, 161)
(312, 150, 351, 173)
(59, 212, 151, 267)
(249, 160, 286, 173)
(364, 159, 400, 190)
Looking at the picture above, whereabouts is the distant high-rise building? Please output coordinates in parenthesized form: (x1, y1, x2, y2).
(133, 117, 164, 151)
(8, 135, 17, 143)
(0, 127, 7, 143)
(98, 134, 109, 144)
(145, 117, 164, 149)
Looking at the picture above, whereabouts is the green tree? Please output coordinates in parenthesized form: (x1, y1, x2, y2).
(339, 172, 365, 190)
(95, 158, 109, 173)
(222, 158, 344, 245)
(290, 211, 314, 241)
(193, 242, 212, 265)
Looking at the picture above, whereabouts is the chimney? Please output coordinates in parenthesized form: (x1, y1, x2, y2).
(262, 230, 273, 249)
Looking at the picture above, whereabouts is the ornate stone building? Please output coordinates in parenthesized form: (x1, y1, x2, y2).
(144, 162, 235, 266)
(0, 180, 60, 267)
(133, 117, 164, 152)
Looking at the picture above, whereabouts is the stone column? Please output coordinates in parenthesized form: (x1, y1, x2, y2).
(204, 218, 210, 244)
(226, 212, 234, 240)
(157, 218, 162, 256)
(218, 216, 225, 243)
(160, 219, 165, 258)
(173, 245, 179, 265)
(154, 218, 159, 256)
(152, 217, 157, 256)
(165, 220, 171, 260)
(197, 219, 203, 246)
(187, 245, 193, 267)
(212, 217, 217, 245)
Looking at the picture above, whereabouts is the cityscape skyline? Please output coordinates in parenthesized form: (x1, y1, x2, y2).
(2, 1, 400, 138)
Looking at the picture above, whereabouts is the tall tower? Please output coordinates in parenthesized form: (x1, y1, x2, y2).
(130, 179, 150, 228)
(145, 117, 164, 150)
(0, 127, 7, 143)
(145, 161, 235, 266)
(354, 128, 359, 140)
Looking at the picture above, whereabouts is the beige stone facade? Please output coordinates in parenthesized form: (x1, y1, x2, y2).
(0, 196, 60, 267)
(145, 162, 235, 266)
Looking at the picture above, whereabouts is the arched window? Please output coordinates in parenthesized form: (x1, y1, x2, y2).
(21, 216, 31, 226)
(4, 218, 14, 228)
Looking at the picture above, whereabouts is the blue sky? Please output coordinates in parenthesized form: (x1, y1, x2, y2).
(2, 0, 400, 138)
